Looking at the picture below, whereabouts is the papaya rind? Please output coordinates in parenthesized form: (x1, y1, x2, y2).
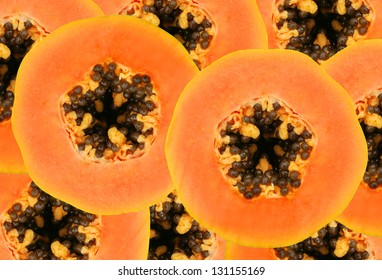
(166, 49, 367, 248)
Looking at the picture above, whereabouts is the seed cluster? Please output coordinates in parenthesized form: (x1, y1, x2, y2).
(275, 221, 372, 260)
(1, 182, 99, 260)
(124, 0, 214, 68)
(148, 192, 216, 260)
(0, 19, 45, 123)
(356, 93, 382, 189)
(216, 99, 313, 199)
(274, 0, 372, 62)
(62, 61, 158, 162)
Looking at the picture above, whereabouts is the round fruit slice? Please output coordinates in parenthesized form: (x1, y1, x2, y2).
(166, 49, 367, 247)
(322, 39, 382, 236)
(257, 0, 382, 63)
(12, 16, 199, 214)
(91, 0, 268, 69)
(225, 221, 382, 260)
(0, 175, 149, 260)
(0, 0, 104, 173)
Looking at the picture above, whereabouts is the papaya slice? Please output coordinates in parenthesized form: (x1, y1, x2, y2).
(91, 0, 268, 69)
(322, 39, 382, 236)
(12, 16, 199, 214)
(257, 0, 382, 63)
(0, 174, 149, 260)
(0, 0, 104, 173)
(166, 49, 367, 248)
(148, 191, 225, 260)
(225, 221, 382, 260)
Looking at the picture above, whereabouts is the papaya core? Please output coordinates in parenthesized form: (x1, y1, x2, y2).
(356, 92, 382, 190)
(149, 192, 218, 260)
(119, 0, 215, 69)
(0, 182, 100, 260)
(273, 221, 374, 259)
(273, 0, 373, 63)
(0, 16, 47, 123)
(215, 97, 315, 199)
(61, 60, 159, 162)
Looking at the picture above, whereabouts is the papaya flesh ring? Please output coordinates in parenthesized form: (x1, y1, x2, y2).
(225, 221, 382, 260)
(0, 174, 150, 260)
(12, 16, 199, 214)
(322, 39, 382, 236)
(166, 49, 367, 248)
(0, 0, 104, 174)
(257, 0, 382, 63)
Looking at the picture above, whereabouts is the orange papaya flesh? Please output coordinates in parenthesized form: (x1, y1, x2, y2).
(0, 176, 149, 260)
(322, 39, 382, 236)
(0, 0, 104, 174)
(12, 15, 199, 214)
(257, 0, 382, 63)
(92, 0, 268, 69)
(225, 221, 382, 260)
(166, 49, 367, 248)
(148, 191, 225, 260)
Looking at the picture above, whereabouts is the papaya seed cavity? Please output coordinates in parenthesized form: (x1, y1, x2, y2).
(120, 0, 215, 69)
(148, 191, 218, 260)
(355, 91, 382, 190)
(61, 60, 160, 163)
(0, 182, 100, 260)
(273, 0, 373, 63)
(0, 15, 47, 124)
(215, 97, 315, 199)
(274, 221, 374, 259)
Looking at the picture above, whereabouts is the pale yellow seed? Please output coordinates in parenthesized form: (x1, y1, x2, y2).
(178, 12, 189, 29)
(365, 113, 382, 129)
(108, 127, 127, 146)
(239, 123, 260, 139)
(333, 237, 350, 258)
(176, 214, 192, 234)
(22, 229, 34, 247)
(336, 0, 347, 15)
(296, 0, 318, 14)
(51, 241, 70, 259)
(0, 43, 11, 60)
(331, 20, 343, 32)
(53, 205, 67, 221)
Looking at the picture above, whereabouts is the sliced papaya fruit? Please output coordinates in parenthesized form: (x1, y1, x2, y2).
(148, 191, 225, 260)
(0, 174, 149, 260)
(322, 39, 382, 237)
(257, 0, 382, 63)
(91, 0, 268, 69)
(165, 49, 367, 248)
(12, 16, 199, 214)
(225, 221, 382, 260)
(0, 0, 104, 173)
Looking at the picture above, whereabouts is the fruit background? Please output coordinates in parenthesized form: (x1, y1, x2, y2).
(0, 0, 382, 260)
